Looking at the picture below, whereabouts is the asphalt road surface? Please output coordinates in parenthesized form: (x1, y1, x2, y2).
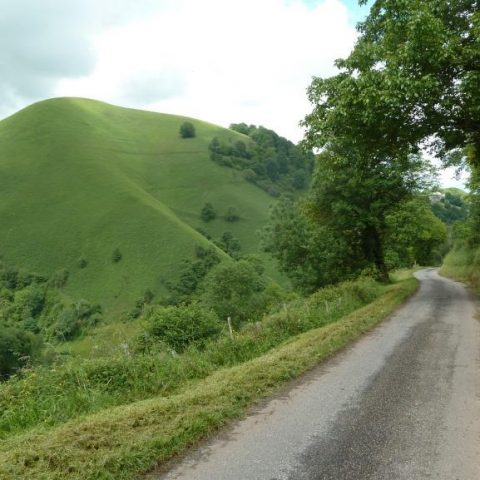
(156, 269, 480, 480)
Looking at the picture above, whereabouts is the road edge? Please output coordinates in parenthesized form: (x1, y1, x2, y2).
(0, 277, 419, 480)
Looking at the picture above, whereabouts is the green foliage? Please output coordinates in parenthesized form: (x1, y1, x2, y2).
(431, 190, 469, 225)
(265, 168, 438, 287)
(111, 248, 122, 263)
(442, 244, 480, 294)
(143, 288, 154, 304)
(215, 232, 241, 258)
(199, 259, 267, 324)
(179, 121, 196, 139)
(300, 0, 480, 279)
(0, 274, 387, 439)
(165, 247, 221, 303)
(263, 196, 357, 292)
(77, 257, 88, 269)
(146, 303, 222, 352)
(304, 0, 480, 239)
(385, 198, 447, 268)
(305, 0, 479, 163)
(52, 300, 102, 341)
(0, 260, 107, 376)
(0, 328, 41, 379)
(200, 202, 217, 222)
(209, 124, 314, 196)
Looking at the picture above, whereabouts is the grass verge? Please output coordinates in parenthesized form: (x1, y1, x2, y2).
(440, 246, 480, 293)
(0, 275, 418, 480)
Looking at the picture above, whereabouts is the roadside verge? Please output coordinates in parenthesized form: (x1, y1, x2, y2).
(0, 276, 418, 480)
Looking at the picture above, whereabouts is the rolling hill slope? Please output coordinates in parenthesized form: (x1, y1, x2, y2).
(0, 98, 280, 316)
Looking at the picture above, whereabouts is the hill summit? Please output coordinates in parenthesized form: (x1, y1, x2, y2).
(0, 98, 283, 315)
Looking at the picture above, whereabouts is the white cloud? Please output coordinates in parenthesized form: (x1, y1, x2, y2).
(0, 0, 178, 115)
(55, 0, 358, 141)
(0, 0, 96, 111)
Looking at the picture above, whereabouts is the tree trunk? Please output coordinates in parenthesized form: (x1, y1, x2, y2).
(364, 225, 390, 283)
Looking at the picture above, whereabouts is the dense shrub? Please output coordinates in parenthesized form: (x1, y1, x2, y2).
(77, 257, 88, 269)
(165, 247, 220, 303)
(200, 259, 266, 325)
(147, 303, 222, 352)
(52, 300, 102, 341)
(201, 203, 216, 222)
(216, 232, 241, 258)
(13, 285, 45, 318)
(0, 328, 40, 379)
(112, 248, 122, 263)
(179, 122, 196, 139)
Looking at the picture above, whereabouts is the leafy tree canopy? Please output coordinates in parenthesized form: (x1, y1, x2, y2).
(304, 0, 479, 165)
(299, 0, 477, 280)
(179, 121, 196, 139)
(199, 259, 267, 325)
(201, 202, 217, 222)
(385, 197, 447, 268)
(209, 124, 315, 197)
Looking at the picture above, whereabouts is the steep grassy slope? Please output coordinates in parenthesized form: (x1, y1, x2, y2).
(0, 98, 278, 316)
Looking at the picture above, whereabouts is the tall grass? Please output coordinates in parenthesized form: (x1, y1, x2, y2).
(441, 245, 480, 292)
(0, 277, 381, 439)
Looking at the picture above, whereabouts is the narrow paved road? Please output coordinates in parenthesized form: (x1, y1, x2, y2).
(156, 269, 480, 480)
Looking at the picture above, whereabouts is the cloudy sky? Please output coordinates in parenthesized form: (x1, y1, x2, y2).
(0, 0, 467, 187)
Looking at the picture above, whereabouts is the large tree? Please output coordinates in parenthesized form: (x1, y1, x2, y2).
(305, 0, 479, 164)
(301, 0, 478, 280)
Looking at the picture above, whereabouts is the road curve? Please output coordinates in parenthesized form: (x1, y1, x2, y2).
(154, 269, 480, 480)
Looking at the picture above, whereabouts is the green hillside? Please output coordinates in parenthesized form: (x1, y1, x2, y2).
(0, 98, 280, 317)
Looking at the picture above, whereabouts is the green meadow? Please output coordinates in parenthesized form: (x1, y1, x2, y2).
(0, 98, 279, 320)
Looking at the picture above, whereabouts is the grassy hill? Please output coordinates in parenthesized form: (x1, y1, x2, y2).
(0, 98, 281, 319)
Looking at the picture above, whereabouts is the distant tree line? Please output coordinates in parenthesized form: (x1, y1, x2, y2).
(209, 124, 314, 197)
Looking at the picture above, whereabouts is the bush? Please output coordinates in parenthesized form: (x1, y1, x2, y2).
(0, 328, 39, 379)
(179, 122, 196, 139)
(112, 248, 122, 263)
(201, 203, 216, 222)
(200, 260, 266, 325)
(165, 248, 220, 303)
(52, 300, 102, 341)
(14, 285, 45, 318)
(216, 232, 241, 258)
(52, 308, 79, 341)
(77, 257, 88, 269)
(147, 303, 222, 352)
